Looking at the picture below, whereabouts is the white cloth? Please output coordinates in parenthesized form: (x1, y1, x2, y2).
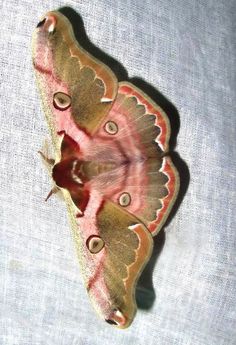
(0, 0, 235, 344)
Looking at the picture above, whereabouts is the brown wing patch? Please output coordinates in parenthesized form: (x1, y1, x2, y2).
(34, 11, 118, 134)
(97, 201, 153, 327)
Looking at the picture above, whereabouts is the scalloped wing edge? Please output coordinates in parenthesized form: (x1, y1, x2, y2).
(118, 82, 179, 236)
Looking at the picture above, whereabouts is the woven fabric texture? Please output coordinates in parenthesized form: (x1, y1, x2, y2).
(0, 0, 235, 344)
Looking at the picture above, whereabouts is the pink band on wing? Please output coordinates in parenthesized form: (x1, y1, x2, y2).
(119, 84, 169, 152)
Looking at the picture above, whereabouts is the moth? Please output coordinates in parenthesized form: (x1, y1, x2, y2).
(32, 11, 179, 328)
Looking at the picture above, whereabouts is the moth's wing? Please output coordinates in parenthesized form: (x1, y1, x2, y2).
(32, 11, 118, 151)
(51, 133, 153, 328)
(66, 193, 153, 329)
(32, 10, 180, 331)
(93, 82, 179, 235)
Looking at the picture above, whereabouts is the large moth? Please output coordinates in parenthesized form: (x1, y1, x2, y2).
(32, 11, 179, 328)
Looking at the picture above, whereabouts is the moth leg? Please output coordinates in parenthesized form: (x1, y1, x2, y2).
(38, 138, 55, 173)
(45, 185, 60, 201)
(38, 139, 64, 201)
(38, 150, 55, 165)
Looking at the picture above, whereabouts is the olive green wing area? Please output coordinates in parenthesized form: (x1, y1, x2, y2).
(42, 11, 118, 134)
(97, 201, 153, 327)
(53, 45, 115, 133)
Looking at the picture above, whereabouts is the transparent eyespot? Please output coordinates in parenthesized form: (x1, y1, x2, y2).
(86, 235, 104, 254)
(53, 92, 71, 111)
(119, 192, 131, 207)
(104, 121, 118, 135)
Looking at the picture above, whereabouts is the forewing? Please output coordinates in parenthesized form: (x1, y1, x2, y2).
(65, 194, 153, 329)
(32, 11, 118, 153)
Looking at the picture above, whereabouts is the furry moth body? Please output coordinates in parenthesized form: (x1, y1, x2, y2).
(32, 11, 179, 328)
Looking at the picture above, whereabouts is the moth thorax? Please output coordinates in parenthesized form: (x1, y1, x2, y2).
(119, 192, 131, 207)
(71, 160, 83, 184)
(81, 161, 117, 179)
(86, 235, 104, 254)
(104, 121, 118, 135)
(53, 92, 71, 110)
